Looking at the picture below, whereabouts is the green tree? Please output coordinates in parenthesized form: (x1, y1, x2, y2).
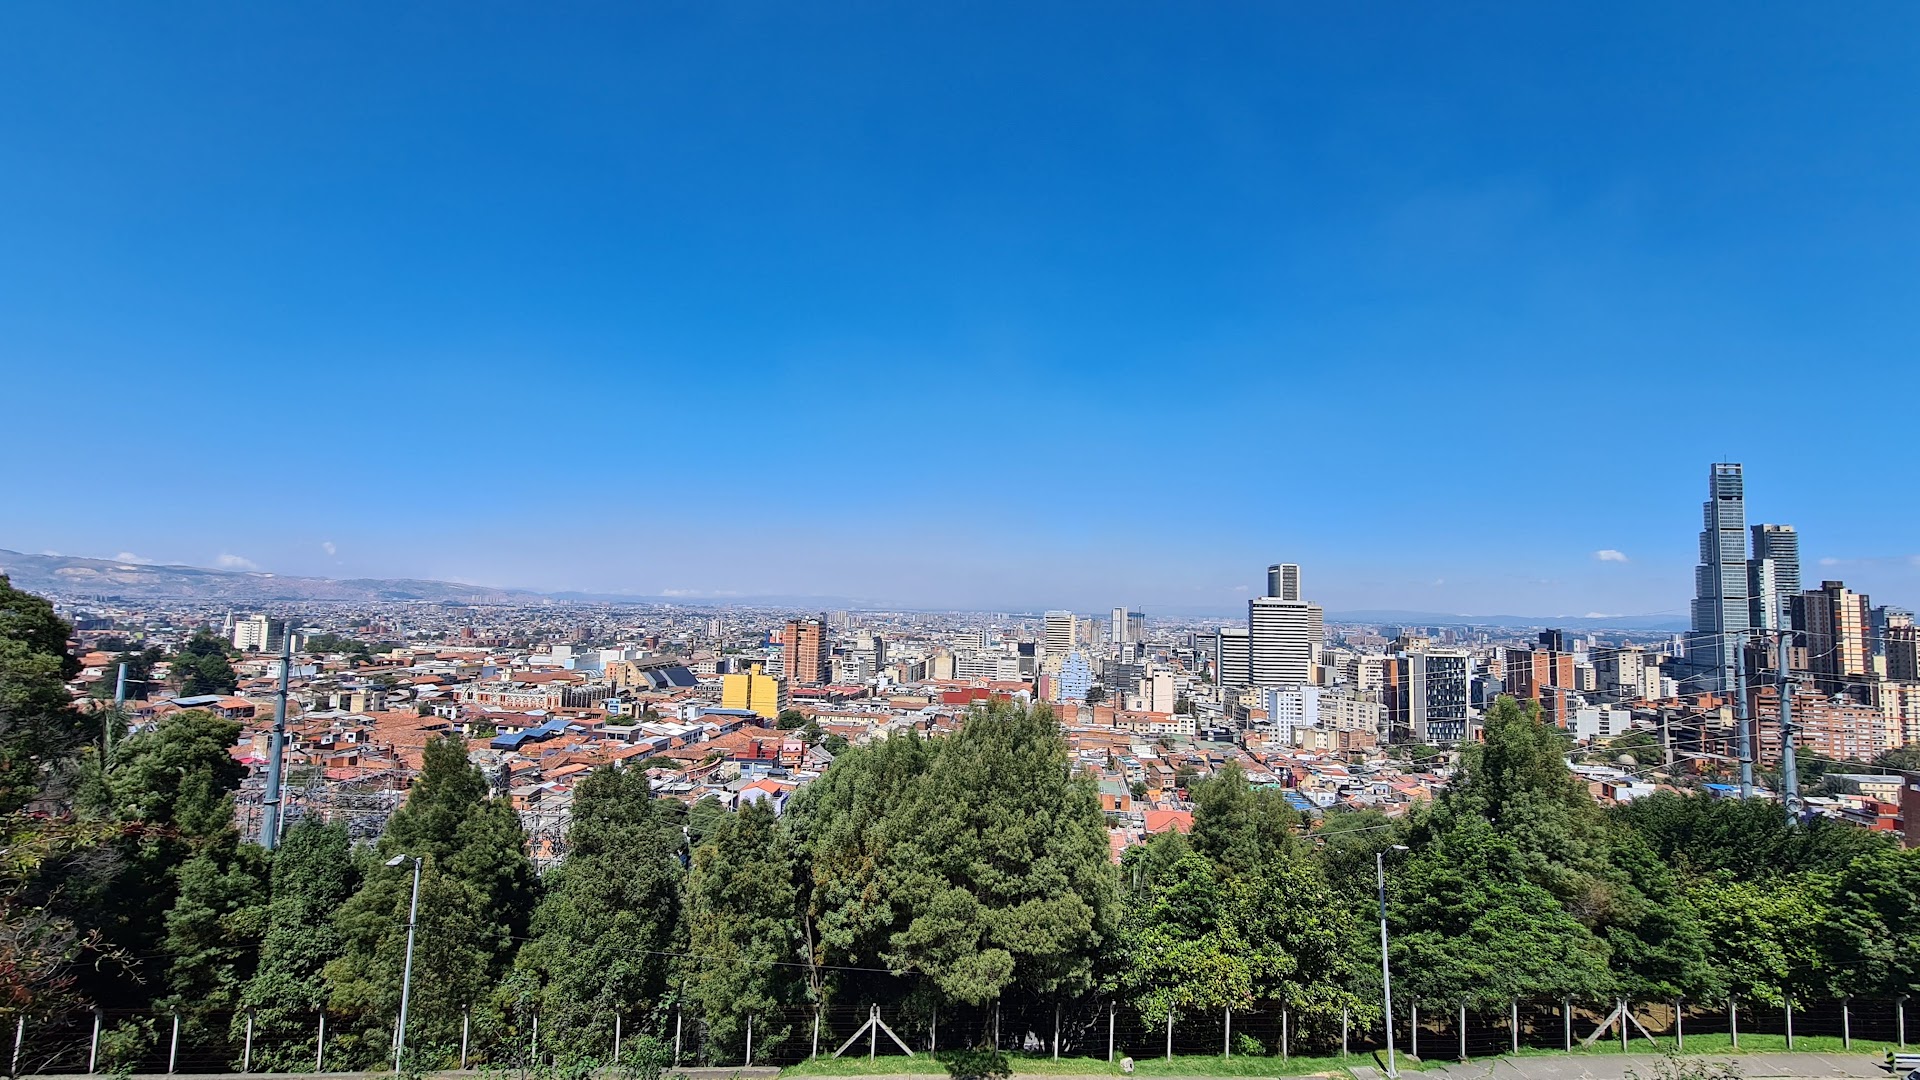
(1687, 873, 1831, 1006)
(240, 820, 359, 1069)
(776, 709, 808, 730)
(1820, 847, 1920, 999)
(173, 631, 239, 696)
(1614, 790, 1893, 878)
(0, 576, 83, 813)
(516, 766, 683, 1056)
(686, 799, 806, 1061)
(1188, 763, 1300, 876)
(325, 734, 538, 1065)
(161, 831, 269, 1036)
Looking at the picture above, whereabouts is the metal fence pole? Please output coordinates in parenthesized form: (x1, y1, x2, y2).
(1509, 1001, 1518, 1056)
(168, 1012, 181, 1075)
(532, 1013, 540, 1060)
(931, 1009, 937, 1054)
(89, 1010, 102, 1075)
(615, 1014, 623, 1064)
(1784, 1000, 1793, 1050)
(1343, 1008, 1350, 1058)
(812, 1008, 820, 1060)
(1165, 1012, 1172, 1062)
(1562, 1000, 1571, 1053)
(1729, 997, 1738, 1050)
(1223, 1007, 1230, 1058)
(12, 1016, 23, 1079)
(1108, 1003, 1115, 1063)
(1412, 1004, 1420, 1059)
(1900, 998, 1907, 1050)
(674, 1006, 683, 1064)
(1282, 1007, 1289, 1061)
(1458, 1002, 1466, 1063)
(1619, 1000, 1628, 1054)
(460, 1006, 470, 1070)
(244, 1011, 255, 1073)
(745, 1014, 753, 1068)
(1055, 1004, 1061, 1061)
(1675, 999, 1684, 1052)
(1843, 998, 1851, 1050)
(316, 1012, 326, 1072)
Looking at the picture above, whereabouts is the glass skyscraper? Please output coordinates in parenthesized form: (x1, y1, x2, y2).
(1687, 463, 1750, 694)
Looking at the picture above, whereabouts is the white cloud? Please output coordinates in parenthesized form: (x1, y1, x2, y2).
(321, 541, 337, 557)
(1594, 549, 1629, 563)
(1819, 556, 1841, 567)
(216, 553, 260, 571)
(114, 551, 150, 564)
(1584, 612, 1619, 619)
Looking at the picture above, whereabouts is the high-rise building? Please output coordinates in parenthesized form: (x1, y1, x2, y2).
(1127, 611, 1145, 644)
(1748, 524, 1801, 631)
(1216, 626, 1251, 688)
(721, 664, 785, 720)
(1504, 629, 1576, 726)
(1687, 463, 1751, 694)
(1110, 607, 1128, 649)
(1056, 651, 1093, 703)
(1795, 580, 1874, 695)
(1267, 563, 1301, 601)
(1384, 647, 1470, 743)
(780, 617, 828, 687)
(1248, 596, 1323, 688)
(1043, 610, 1076, 660)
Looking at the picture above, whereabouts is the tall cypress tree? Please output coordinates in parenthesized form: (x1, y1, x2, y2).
(515, 766, 683, 1057)
(239, 820, 358, 1069)
(686, 798, 805, 1062)
(325, 734, 537, 1066)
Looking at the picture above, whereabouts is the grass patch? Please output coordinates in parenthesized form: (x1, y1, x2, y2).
(777, 1050, 1378, 1078)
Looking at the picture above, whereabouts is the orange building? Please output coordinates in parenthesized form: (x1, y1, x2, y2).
(781, 618, 828, 687)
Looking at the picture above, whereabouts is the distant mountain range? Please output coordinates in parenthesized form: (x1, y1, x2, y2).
(0, 549, 547, 604)
(1, 549, 1691, 629)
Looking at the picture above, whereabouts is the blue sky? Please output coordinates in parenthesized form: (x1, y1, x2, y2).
(3, 3, 1916, 616)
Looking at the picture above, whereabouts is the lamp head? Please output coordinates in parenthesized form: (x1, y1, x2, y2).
(386, 854, 410, 867)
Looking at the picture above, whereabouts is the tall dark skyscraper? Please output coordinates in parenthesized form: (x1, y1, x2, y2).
(1687, 463, 1750, 694)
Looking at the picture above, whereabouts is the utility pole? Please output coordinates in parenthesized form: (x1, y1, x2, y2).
(259, 630, 292, 849)
(1778, 632, 1802, 822)
(1733, 633, 1753, 799)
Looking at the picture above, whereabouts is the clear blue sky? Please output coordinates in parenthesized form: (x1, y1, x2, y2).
(3, 3, 1916, 616)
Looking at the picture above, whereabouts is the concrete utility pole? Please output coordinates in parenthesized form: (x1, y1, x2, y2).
(259, 631, 292, 849)
(1778, 632, 1802, 822)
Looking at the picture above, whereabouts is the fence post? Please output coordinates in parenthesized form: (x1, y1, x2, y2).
(1843, 998, 1851, 1050)
(1165, 1011, 1173, 1062)
(746, 1014, 753, 1068)
(1412, 1003, 1420, 1060)
(1343, 1008, 1350, 1058)
(813, 1008, 821, 1060)
(1055, 1004, 1061, 1061)
(89, 1009, 102, 1075)
(1458, 1002, 1466, 1063)
(1675, 999, 1684, 1052)
(674, 1006, 683, 1064)
(1282, 1007, 1289, 1061)
(931, 1009, 937, 1053)
(1619, 1000, 1628, 1054)
(168, 1011, 181, 1075)
(1729, 997, 1738, 1050)
(615, 1013, 623, 1064)
(1223, 1007, 1231, 1058)
(12, 1015, 23, 1079)
(1108, 1003, 1115, 1063)
(995, 1000, 1001, 1052)
(244, 1011, 255, 1073)
(1900, 997, 1907, 1050)
(532, 1013, 540, 1060)
(870, 1005, 877, 1061)
(1510, 1001, 1518, 1056)
(1562, 1000, 1571, 1053)
(1784, 1000, 1793, 1050)
(317, 1012, 326, 1072)
(461, 1006, 470, 1070)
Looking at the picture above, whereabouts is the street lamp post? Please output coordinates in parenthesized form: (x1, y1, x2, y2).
(388, 854, 423, 1073)
(1378, 845, 1410, 1079)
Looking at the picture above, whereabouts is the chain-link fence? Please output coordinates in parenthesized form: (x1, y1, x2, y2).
(6, 997, 1910, 1075)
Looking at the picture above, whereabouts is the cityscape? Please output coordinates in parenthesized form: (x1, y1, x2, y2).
(4, 6, 1917, 1080)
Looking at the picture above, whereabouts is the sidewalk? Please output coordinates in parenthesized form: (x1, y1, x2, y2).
(1408, 1052, 1892, 1080)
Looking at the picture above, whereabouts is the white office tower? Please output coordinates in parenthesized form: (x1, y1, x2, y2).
(1044, 610, 1076, 660)
(1267, 563, 1301, 601)
(1249, 595, 1324, 688)
(1748, 524, 1801, 632)
(1262, 684, 1321, 747)
(1216, 626, 1251, 688)
(232, 614, 271, 652)
(1110, 607, 1128, 649)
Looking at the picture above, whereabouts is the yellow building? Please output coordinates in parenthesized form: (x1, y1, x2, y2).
(721, 664, 785, 720)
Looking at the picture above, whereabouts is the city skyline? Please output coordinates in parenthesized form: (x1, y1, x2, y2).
(4, 6, 1918, 615)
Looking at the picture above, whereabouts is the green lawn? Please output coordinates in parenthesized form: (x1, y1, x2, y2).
(777, 1049, 1383, 1078)
(775, 1032, 1909, 1079)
